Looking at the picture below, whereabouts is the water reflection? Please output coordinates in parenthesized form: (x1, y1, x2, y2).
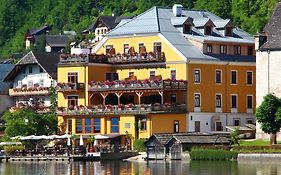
(0, 160, 281, 175)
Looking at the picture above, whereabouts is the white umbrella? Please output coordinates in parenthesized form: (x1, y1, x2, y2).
(94, 139, 98, 146)
(67, 136, 71, 146)
(94, 134, 109, 140)
(20, 135, 36, 140)
(79, 135, 84, 146)
(56, 134, 71, 139)
(0, 142, 22, 146)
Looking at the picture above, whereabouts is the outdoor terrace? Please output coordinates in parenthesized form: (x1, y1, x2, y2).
(9, 86, 50, 96)
(56, 83, 85, 91)
(88, 79, 187, 92)
(57, 103, 187, 116)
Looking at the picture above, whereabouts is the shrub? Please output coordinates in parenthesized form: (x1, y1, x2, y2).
(190, 148, 238, 160)
(4, 145, 25, 156)
(133, 139, 146, 152)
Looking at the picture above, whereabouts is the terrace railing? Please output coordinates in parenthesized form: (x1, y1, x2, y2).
(9, 87, 50, 96)
(57, 83, 85, 91)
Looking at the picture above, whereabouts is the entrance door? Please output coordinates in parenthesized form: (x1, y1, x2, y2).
(216, 122, 223, 131)
(195, 121, 200, 132)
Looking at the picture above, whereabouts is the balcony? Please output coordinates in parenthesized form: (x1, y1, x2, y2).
(59, 54, 109, 65)
(88, 79, 187, 92)
(57, 83, 85, 92)
(9, 87, 50, 96)
(9, 105, 50, 114)
(57, 103, 186, 116)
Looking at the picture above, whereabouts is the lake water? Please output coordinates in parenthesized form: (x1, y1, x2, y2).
(0, 160, 280, 175)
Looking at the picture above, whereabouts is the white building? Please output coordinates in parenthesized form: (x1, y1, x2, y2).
(4, 51, 60, 112)
(255, 3, 281, 140)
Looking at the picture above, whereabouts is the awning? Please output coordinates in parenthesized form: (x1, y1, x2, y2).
(0, 142, 22, 146)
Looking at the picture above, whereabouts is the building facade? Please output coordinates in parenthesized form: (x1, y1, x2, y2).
(255, 3, 281, 140)
(4, 51, 59, 113)
(57, 5, 256, 142)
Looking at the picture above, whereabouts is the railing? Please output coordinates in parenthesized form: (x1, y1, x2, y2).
(9, 105, 50, 113)
(88, 79, 187, 91)
(9, 87, 50, 96)
(58, 52, 165, 65)
(57, 83, 85, 91)
(57, 104, 186, 115)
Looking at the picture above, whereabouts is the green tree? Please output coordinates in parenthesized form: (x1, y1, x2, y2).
(256, 93, 281, 145)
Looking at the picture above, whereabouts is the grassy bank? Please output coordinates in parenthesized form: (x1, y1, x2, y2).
(234, 139, 281, 153)
(190, 148, 238, 160)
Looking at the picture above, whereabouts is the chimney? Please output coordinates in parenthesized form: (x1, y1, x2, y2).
(173, 4, 183, 17)
(254, 32, 267, 50)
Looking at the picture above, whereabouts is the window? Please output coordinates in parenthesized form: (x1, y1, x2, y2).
(27, 81, 33, 87)
(129, 72, 134, 78)
(216, 122, 223, 131)
(22, 67, 26, 74)
(68, 96, 78, 108)
(215, 70, 222, 84)
(183, 24, 191, 34)
(205, 26, 212, 35)
(216, 94, 222, 108)
(220, 45, 227, 54)
(231, 95, 237, 109)
(207, 44, 212, 53)
(68, 72, 78, 83)
(248, 46, 253, 55)
(139, 43, 145, 53)
(97, 29, 100, 35)
(171, 94, 177, 104)
(247, 95, 253, 109)
(174, 120, 179, 133)
(234, 45, 241, 55)
(153, 42, 162, 53)
(123, 44, 129, 54)
(247, 71, 253, 85)
(194, 69, 201, 83)
(85, 118, 92, 133)
(150, 70, 155, 78)
(29, 66, 33, 74)
(140, 116, 147, 131)
(39, 67, 44, 73)
(111, 118, 119, 133)
(105, 45, 113, 54)
(125, 123, 130, 129)
(231, 71, 237, 84)
(39, 79, 44, 87)
(194, 94, 201, 107)
(247, 118, 253, 124)
(94, 118, 101, 133)
(67, 119, 72, 133)
(225, 27, 232, 36)
(76, 119, 82, 133)
(171, 70, 176, 80)
(18, 81, 22, 88)
(234, 119, 240, 126)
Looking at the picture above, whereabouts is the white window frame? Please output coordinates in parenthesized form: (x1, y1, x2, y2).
(215, 69, 222, 84)
(231, 94, 238, 113)
(246, 71, 253, 85)
(194, 69, 201, 84)
(246, 94, 253, 113)
(170, 69, 177, 80)
(194, 93, 201, 112)
(215, 93, 222, 112)
(230, 70, 238, 85)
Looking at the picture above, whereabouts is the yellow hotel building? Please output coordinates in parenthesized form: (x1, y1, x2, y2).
(57, 5, 256, 142)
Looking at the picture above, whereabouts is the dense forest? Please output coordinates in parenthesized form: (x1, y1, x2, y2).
(0, 0, 279, 59)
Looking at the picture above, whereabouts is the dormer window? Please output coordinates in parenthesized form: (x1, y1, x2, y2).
(225, 27, 233, 36)
(205, 26, 212, 35)
(183, 24, 191, 34)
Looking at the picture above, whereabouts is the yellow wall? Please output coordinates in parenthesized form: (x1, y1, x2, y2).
(150, 114, 186, 134)
(187, 63, 256, 113)
(119, 115, 136, 138)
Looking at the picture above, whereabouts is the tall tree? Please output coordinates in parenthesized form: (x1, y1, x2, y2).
(256, 93, 281, 144)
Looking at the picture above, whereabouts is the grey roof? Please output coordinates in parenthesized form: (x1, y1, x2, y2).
(0, 64, 14, 94)
(212, 19, 232, 29)
(260, 2, 281, 50)
(106, 7, 254, 62)
(45, 35, 72, 47)
(27, 25, 50, 36)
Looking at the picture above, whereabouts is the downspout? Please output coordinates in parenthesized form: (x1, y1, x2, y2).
(186, 59, 191, 132)
(225, 62, 229, 130)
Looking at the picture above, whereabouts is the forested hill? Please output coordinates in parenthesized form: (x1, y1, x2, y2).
(0, 0, 279, 59)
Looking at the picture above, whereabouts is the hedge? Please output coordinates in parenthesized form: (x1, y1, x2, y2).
(190, 148, 238, 160)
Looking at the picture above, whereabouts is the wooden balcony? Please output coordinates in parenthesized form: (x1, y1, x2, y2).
(9, 87, 50, 96)
(9, 105, 50, 113)
(88, 79, 187, 93)
(57, 83, 85, 92)
(57, 104, 186, 116)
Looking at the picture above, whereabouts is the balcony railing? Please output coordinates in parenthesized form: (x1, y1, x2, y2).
(58, 52, 165, 65)
(9, 105, 50, 113)
(9, 87, 50, 96)
(57, 103, 186, 116)
(57, 83, 85, 91)
(88, 79, 187, 92)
